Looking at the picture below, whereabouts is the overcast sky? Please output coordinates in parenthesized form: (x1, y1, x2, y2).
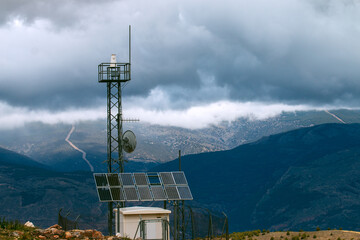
(0, 0, 360, 129)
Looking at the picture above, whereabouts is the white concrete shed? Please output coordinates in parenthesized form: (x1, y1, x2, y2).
(114, 206, 171, 240)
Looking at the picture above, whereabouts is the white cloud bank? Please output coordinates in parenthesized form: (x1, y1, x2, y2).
(125, 101, 313, 129)
(0, 99, 330, 130)
(0, 101, 105, 130)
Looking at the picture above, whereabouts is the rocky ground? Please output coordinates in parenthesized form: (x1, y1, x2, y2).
(0, 224, 124, 240)
(231, 230, 360, 240)
(2, 223, 360, 240)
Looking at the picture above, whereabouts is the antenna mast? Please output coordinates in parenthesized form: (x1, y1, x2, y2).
(97, 25, 137, 235)
(129, 25, 131, 64)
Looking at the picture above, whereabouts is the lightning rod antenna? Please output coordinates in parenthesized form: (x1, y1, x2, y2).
(129, 25, 131, 64)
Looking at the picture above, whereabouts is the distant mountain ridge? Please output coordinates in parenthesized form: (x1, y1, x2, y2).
(153, 123, 360, 231)
(0, 146, 47, 169)
(1, 109, 360, 172)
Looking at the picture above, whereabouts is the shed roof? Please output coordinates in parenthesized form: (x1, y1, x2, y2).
(114, 206, 171, 215)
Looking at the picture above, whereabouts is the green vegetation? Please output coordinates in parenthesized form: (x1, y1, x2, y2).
(229, 228, 360, 240)
(230, 230, 262, 240)
(0, 217, 27, 231)
(292, 236, 300, 240)
(0, 217, 36, 240)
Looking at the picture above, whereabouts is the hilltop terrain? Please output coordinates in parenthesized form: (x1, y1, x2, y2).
(230, 229, 360, 240)
(1, 224, 360, 240)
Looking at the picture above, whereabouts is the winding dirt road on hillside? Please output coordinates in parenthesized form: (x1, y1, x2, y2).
(324, 110, 346, 124)
(65, 125, 94, 172)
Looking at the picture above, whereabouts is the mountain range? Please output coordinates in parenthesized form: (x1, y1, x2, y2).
(2, 122, 360, 233)
(153, 123, 360, 231)
(1, 109, 360, 172)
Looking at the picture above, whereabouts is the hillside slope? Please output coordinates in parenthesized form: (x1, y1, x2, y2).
(0, 149, 106, 231)
(153, 123, 360, 231)
(0, 146, 47, 169)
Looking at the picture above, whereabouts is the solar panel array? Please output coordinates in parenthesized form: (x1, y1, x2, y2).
(94, 171, 193, 202)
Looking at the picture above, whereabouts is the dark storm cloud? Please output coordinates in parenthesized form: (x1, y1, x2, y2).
(1, 0, 360, 112)
(0, 0, 116, 27)
(120, 0, 360, 109)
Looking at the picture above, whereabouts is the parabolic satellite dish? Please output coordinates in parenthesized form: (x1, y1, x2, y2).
(122, 130, 137, 153)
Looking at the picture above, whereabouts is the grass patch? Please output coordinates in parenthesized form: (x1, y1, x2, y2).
(0, 217, 28, 231)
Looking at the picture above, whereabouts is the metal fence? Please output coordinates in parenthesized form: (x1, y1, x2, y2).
(171, 204, 229, 240)
(58, 209, 80, 231)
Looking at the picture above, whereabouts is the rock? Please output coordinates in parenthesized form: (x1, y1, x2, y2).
(53, 235, 60, 239)
(53, 228, 64, 235)
(108, 237, 122, 240)
(38, 235, 46, 239)
(35, 228, 45, 234)
(44, 227, 64, 236)
(24, 221, 35, 228)
(48, 224, 62, 229)
(65, 231, 72, 239)
(71, 230, 84, 238)
(92, 230, 104, 239)
(11, 231, 20, 237)
(84, 229, 94, 237)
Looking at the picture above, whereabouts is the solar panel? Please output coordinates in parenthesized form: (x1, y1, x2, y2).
(120, 173, 134, 186)
(138, 186, 153, 201)
(172, 172, 188, 185)
(94, 171, 193, 202)
(165, 186, 180, 200)
(148, 173, 161, 185)
(124, 187, 139, 201)
(134, 173, 149, 186)
(151, 185, 167, 200)
(94, 174, 108, 187)
(160, 172, 175, 185)
(177, 186, 193, 200)
(110, 187, 125, 201)
(97, 187, 112, 202)
(107, 174, 121, 186)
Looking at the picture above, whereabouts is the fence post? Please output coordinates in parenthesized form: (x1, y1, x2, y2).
(207, 210, 213, 240)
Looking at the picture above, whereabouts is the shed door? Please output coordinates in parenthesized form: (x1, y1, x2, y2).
(146, 221, 161, 239)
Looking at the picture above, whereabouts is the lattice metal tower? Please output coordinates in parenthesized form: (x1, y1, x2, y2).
(98, 26, 135, 235)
